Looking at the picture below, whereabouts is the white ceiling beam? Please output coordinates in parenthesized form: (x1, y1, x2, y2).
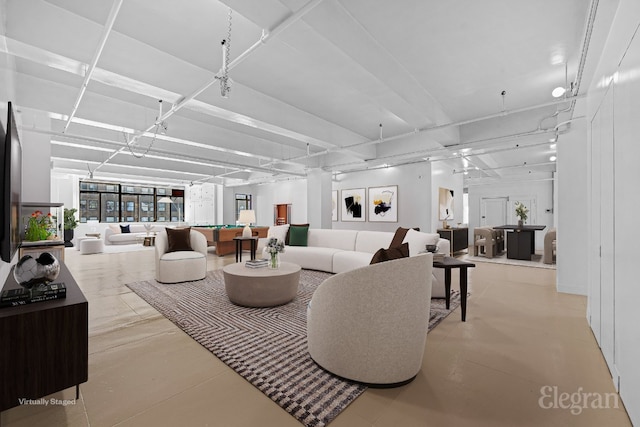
(63, 0, 123, 133)
(89, 0, 327, 173)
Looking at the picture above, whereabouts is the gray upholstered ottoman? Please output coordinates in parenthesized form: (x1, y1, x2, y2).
(223, 262, 301, 307)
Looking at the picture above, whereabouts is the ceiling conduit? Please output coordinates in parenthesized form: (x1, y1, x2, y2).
(92, 0, 326, 175)
(63, 0, 123, 133)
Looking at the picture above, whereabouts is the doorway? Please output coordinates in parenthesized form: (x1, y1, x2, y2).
(273, 204, 291, 225)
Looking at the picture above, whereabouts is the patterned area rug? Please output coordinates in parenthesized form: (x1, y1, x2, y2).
(126, 269, 461, 427)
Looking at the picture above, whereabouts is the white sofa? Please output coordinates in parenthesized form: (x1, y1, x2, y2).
(104, 224, 166, 245)
(265, 228, 450, 298)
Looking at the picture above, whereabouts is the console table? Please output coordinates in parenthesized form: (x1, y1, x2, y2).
(0, 263, 88, 412)
(437, 227, 469, 256)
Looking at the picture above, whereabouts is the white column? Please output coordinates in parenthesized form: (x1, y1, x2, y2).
(306, 169, 332, 229)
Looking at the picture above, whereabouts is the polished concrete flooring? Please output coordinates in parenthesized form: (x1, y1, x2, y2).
(1, 246, 632, 426)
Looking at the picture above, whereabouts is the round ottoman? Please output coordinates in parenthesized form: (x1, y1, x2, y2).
(75, 236, 98, 250)
(80, 238, 104, 254)
(223, 262, 301, 307)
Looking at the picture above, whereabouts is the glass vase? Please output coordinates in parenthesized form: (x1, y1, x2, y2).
(269, 252, 280, 269)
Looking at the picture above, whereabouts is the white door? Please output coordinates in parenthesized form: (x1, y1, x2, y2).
(589, 96, 602, 347)
(599, 83, 616, 378)
(480, 197, 507, 227)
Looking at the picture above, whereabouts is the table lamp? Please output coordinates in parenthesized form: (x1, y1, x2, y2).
(238, 210, 256, 238)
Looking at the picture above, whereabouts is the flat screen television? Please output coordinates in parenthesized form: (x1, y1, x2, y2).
(0, 102, 22, 263)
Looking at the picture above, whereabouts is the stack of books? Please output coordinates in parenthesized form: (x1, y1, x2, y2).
(0, 282, 67, 308)
(245, 259, 268, 269)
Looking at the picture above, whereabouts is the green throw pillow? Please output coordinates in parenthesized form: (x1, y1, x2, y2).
(288, 225, 309, 246)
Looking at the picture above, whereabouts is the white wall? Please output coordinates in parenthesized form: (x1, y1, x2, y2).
(556, 119, 588, 295)
(20, 121, 51, 203)
(332, 162, 433, 232)
(467, 174, 554, 250)
(188, 183, 219, 225)
(585, 0, 640, 423)
(223, 179, 308, 226)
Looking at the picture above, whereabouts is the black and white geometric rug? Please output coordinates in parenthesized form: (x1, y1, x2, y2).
(126, 269, 461, 427)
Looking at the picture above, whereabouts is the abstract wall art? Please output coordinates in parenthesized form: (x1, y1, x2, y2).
(331, 190, 338, 221)
(368, 185, 398, 222)
(439, 187, 454, 220)
(340, 188, 365, 222)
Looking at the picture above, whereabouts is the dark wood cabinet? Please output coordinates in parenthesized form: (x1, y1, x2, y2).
(0, 263, 88, 412)
(437, 228, 469, 256)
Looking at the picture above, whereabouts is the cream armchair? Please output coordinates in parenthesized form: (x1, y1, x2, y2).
(155, 229, 208, 283)
(473, 227, 496, 258)
(544, 228, 556, 264)
(307, 254, 432, 386)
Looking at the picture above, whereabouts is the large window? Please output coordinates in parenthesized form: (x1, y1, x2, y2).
(79, 180, 184, 223)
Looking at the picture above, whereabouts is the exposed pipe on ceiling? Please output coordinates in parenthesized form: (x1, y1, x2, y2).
(272, 95, 584, 167)
(92, 0, 326, 175)
(63, 0, 123, 133)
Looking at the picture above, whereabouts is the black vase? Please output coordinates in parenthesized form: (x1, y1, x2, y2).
(64, 229, 74, 247)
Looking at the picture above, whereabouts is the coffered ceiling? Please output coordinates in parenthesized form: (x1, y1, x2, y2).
(1, 0, 593, 187)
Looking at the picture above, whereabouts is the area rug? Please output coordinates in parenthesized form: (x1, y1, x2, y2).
(126, 269, 461, 427)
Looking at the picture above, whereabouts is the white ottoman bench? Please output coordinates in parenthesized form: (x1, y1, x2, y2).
(76, 236, 98, 251)
(80, 238, 104, 254)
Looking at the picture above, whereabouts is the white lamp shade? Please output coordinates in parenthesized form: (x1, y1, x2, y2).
(158, 197, 173, 204)
(238, 210, 256, 238)
(238, 210, 256, 224)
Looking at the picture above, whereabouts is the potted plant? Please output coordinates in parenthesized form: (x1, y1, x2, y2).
(514, 202, 529, 227)
(63, 208, 78, 247)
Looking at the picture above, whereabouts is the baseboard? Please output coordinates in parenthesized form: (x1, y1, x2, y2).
(556, 282, 588, 295)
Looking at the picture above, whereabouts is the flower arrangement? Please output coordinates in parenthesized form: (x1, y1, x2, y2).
(515, 202, 529, 222)
(265, 237, 285, 269)
(25, 210, 56, 241)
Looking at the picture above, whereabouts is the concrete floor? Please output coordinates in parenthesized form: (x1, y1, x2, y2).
(1, 245, 632, 426)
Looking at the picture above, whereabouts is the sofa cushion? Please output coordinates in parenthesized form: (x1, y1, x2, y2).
(402, 229, 439, 256)
(120, 224, 131, 233)
(307, 229, 358, 251)
(166, 227, 193, 252)
(267, 224, 289, 243)
(108, 233, 144, 244)
(279, 246, 341, 272)
(354, 231, 394, 253)
(332, 251, 375, 274)
(289, 224, 309, 246)
(370, 243, 409, 264)
(108, 224, 121, 234)
(389, 226, 420, 248)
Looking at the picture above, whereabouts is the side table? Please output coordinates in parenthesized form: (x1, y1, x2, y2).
(432, 257, 475, 321)
(233, 236, 259, 262)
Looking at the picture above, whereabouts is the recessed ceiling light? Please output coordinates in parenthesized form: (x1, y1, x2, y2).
(550, 155, 557, 161)
(550, 144, 557, 150)
(552, 87, 566, 98)
(463, 171, 468, 175)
